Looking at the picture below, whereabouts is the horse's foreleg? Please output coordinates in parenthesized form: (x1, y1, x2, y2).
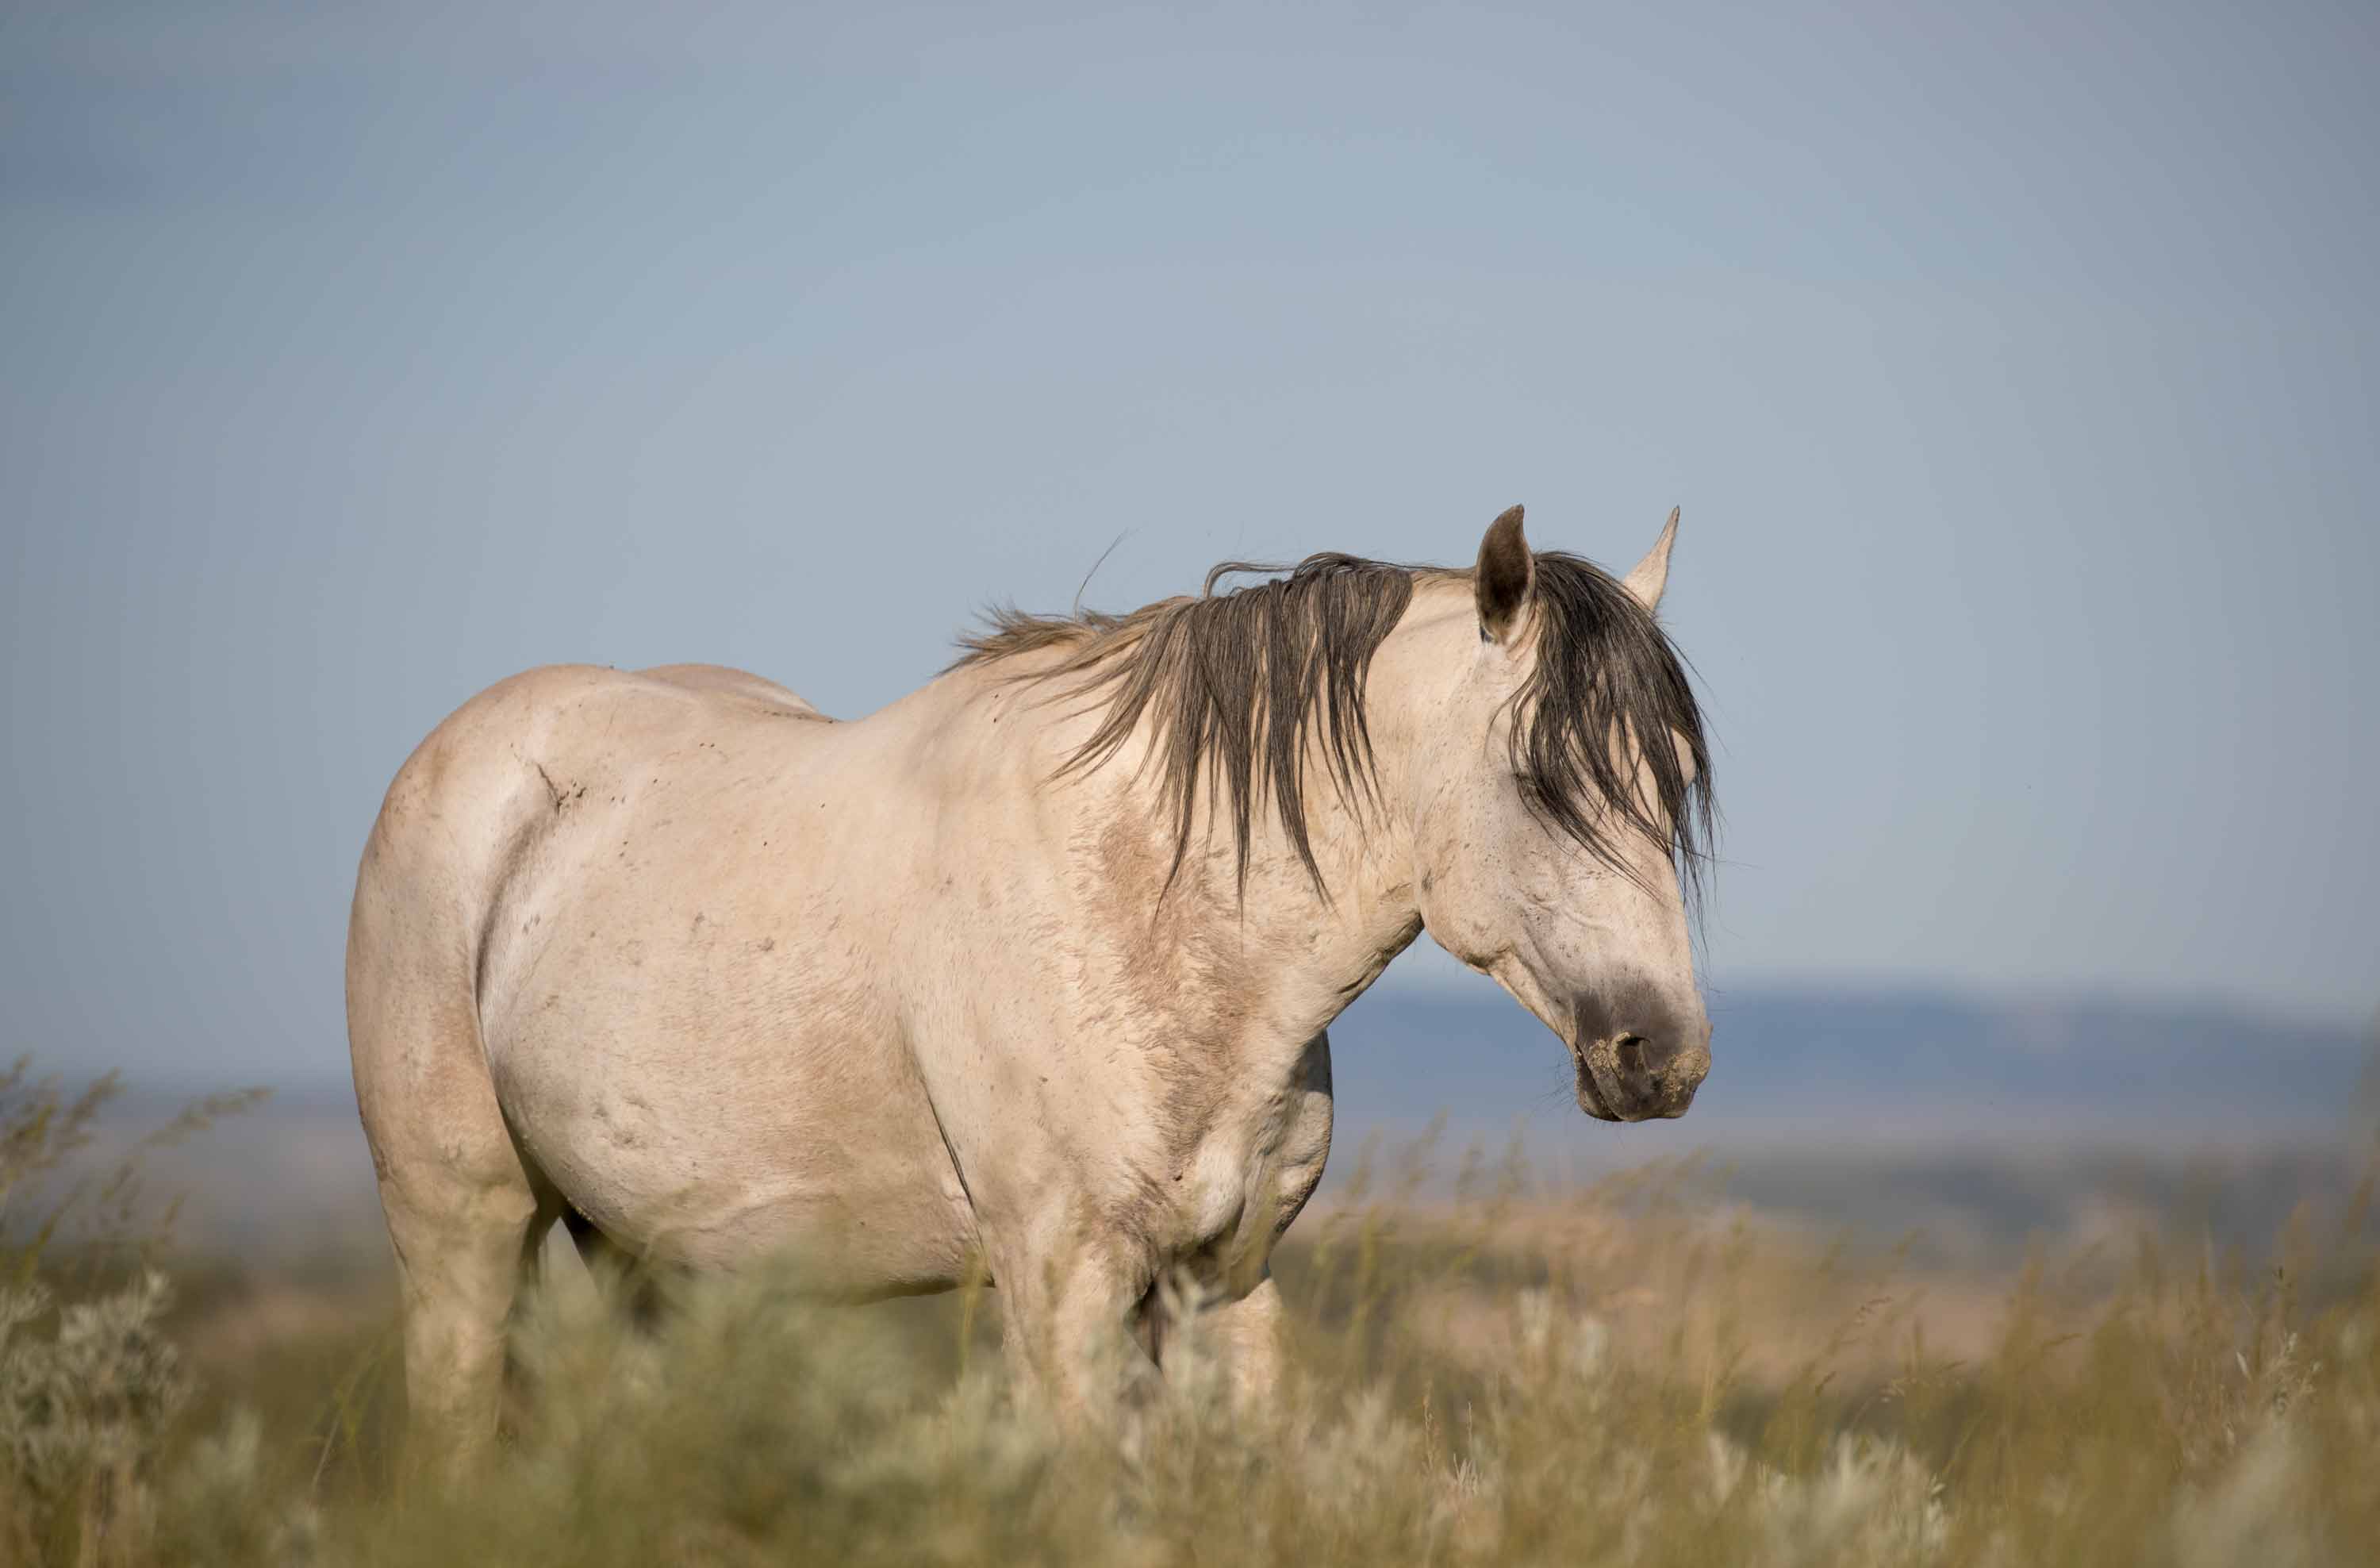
(996, 1243, 1155, 1431)
(1199, 1268, 1288, 1412)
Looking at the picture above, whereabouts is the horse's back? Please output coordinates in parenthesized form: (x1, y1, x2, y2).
(637, 663, 834, 721)
(366, 661, 834, 852)
(352, 663, 830, 919)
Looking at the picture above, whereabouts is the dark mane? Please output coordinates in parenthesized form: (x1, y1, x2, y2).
(953, 551, 1712, 905)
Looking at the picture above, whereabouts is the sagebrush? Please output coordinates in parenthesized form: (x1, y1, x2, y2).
(5, 1066, 2375, 1566)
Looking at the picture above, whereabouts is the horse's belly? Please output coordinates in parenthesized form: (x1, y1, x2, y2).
(486, 1004, 973, 1290)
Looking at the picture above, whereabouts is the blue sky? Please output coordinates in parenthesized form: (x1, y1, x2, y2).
(4, 1, 2374, 1082)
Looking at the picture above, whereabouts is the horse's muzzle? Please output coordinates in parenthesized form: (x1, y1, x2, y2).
(1572, 1024, 1710, 1122)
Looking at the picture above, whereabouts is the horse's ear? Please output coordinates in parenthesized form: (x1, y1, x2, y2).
(1622, 506, 1681, 612)
(1475, 505, 1534, 644)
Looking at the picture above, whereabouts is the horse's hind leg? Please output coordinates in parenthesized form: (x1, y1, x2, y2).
(358, 1029, 540, 1476)
(348, 886, 542, 1478)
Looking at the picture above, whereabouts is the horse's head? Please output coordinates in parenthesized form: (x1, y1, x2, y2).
(1404, 507, 1714, 1122)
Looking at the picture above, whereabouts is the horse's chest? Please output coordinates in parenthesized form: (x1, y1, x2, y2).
(1164, 1030, 1335, 1274)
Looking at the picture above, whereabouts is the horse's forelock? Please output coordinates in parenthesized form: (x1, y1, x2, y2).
(1511, 554, 1714, 913)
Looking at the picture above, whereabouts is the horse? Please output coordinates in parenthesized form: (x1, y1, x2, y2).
(345, 504, 1715, 1466)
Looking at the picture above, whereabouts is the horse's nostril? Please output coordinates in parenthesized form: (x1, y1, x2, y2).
(1615, 1033, 1678, 1081)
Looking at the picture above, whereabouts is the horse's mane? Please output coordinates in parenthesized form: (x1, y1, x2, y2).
(952, 551, 1712, 905)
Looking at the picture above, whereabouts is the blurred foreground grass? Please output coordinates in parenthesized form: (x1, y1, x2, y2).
(5, 1063, 2376, 1566)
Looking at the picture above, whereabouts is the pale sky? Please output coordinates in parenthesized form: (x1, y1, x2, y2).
(4, 0, 2374, 1084)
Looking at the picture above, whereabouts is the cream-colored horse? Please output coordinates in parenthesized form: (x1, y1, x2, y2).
(346, 505, 1714, 1463)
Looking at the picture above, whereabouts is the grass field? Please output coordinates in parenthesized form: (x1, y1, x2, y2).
(6, 1065, 2377, 1566)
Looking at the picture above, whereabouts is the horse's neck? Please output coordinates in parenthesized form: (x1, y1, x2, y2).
(1050, 674, 1435, 1040)
(1218, 589, 1469, 1021)
(1230, 805, 1426, 1032)
(1250, 661, 1436, 1023)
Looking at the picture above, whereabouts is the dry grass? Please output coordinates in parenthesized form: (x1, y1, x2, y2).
(6, 1066, 2378, 1566)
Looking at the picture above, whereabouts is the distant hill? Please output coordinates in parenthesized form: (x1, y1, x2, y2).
(1325, 980, 2376, 1151)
